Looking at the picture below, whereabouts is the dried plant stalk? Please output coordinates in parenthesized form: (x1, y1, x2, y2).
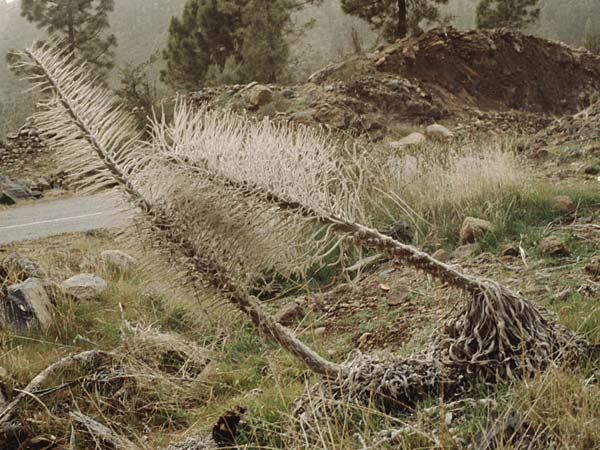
(18, 42, 340, 378)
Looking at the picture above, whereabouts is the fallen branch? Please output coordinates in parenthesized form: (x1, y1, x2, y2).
(70, 411, 138, 450)
(0, 350, 108, 425)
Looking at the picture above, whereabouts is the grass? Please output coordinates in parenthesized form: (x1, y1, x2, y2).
(2, 126, 600, 448)
(367, 134, 600, 254)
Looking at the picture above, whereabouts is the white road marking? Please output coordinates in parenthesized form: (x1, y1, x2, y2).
(0, 211, 112, 231)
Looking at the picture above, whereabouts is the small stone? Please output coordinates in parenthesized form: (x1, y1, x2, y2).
(501, 244, 520, 257)
(584, 165, 599, 175)
(280, 88, 296, 99)
(62, 273, 108, 300)
(1, 278, 53, 329)
(459, 217, 494, 244)
(538, 236, 569, 257)
(552, 195, 576, 213)
(386, 291, 409, 307)
(388, 132, 426, 149)
(379, 283, 390, 292)
(585, 260, 600, 279)
(557, 289, 573, 301)
(452, 243, 479, 260)
(358, 332, 373, 347)
(314, 327, 327, 337)
(101, 250, 138, 272)
(425, 124, 454, 140)
(0, 253, 42, 281)
(432, 249, 450, 263)
(273, 302, 305, 326)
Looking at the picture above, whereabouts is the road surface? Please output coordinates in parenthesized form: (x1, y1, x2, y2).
(0, 194, 130, 244)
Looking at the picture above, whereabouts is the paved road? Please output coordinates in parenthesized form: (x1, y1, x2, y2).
(0, 194, 130, 244)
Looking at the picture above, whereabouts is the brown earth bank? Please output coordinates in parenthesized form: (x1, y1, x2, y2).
(188, 28, 600, 136)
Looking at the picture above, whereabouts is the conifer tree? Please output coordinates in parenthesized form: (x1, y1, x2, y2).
(340, 0, 449, 42)
(476, 0, 540, 30)
(19, 0, 116, 75)
(162, 0, 320, 90)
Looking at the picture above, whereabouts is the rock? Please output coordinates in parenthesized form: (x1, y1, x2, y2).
(101, 250, 138, 272)
(501, 244, 520, 257)
(314, 327, 327, 337)
(386, 291, 409, 307)
(552, 195, 575, 213)
(538, 236, 569, 257)
(432, 249, 450, 263)
(585, 260, 600, 279)
(459, 217, 494, 244)
(280, 88, 296, 99)
(452, 243, 479, 260)
(358, 332, 373, 347)
(425, 124, 454, 140)
(0, 278, 53, 329)
(289, 109, 316, 126)
(0, 253, 42, 281)
(584, 165, 599, 175)
(388, 132, 426, 149)
(62, 273, 108, 300)
(557, 289, 573, 301)
(244, 84, 273, 108)
(0, 175, 35, 205)
(273, 302, 305, 326)
(312, 104, 349, 129)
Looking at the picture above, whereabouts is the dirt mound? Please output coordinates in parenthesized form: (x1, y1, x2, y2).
(365, 28, 600, 116)
(189, 28, 600, 135)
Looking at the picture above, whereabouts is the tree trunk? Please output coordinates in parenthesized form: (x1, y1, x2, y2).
(397, 0, 408, 38)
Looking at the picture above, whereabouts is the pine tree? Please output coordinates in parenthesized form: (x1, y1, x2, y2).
(162, 0, 320, 90)
(19, 0, 117, 76)
(340, 0, 449, 42)
(476, 0, 540, 30)
(238, 0, 291, 83)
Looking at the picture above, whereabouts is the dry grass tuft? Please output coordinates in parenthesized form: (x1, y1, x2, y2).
(372, 138, 526, 240)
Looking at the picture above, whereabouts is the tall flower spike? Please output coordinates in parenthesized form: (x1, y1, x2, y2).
(17, 41, 341, 377)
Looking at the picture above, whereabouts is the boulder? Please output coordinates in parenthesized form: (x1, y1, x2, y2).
(388, 132, 426, 149)
(273, 302, 305, 326)
(538, 236, 569, 257)
(101, 250, 138, 272)
(425, 124, 454, 140)
(0, 175, 35, 205)
(459, 217, 494, 244)
(0, 278, 53, 329)
(551, 195, 575, 213)
(0, 253, 42, 281)
(244, 84, 273, 108)
(62, 273, 107, 300)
